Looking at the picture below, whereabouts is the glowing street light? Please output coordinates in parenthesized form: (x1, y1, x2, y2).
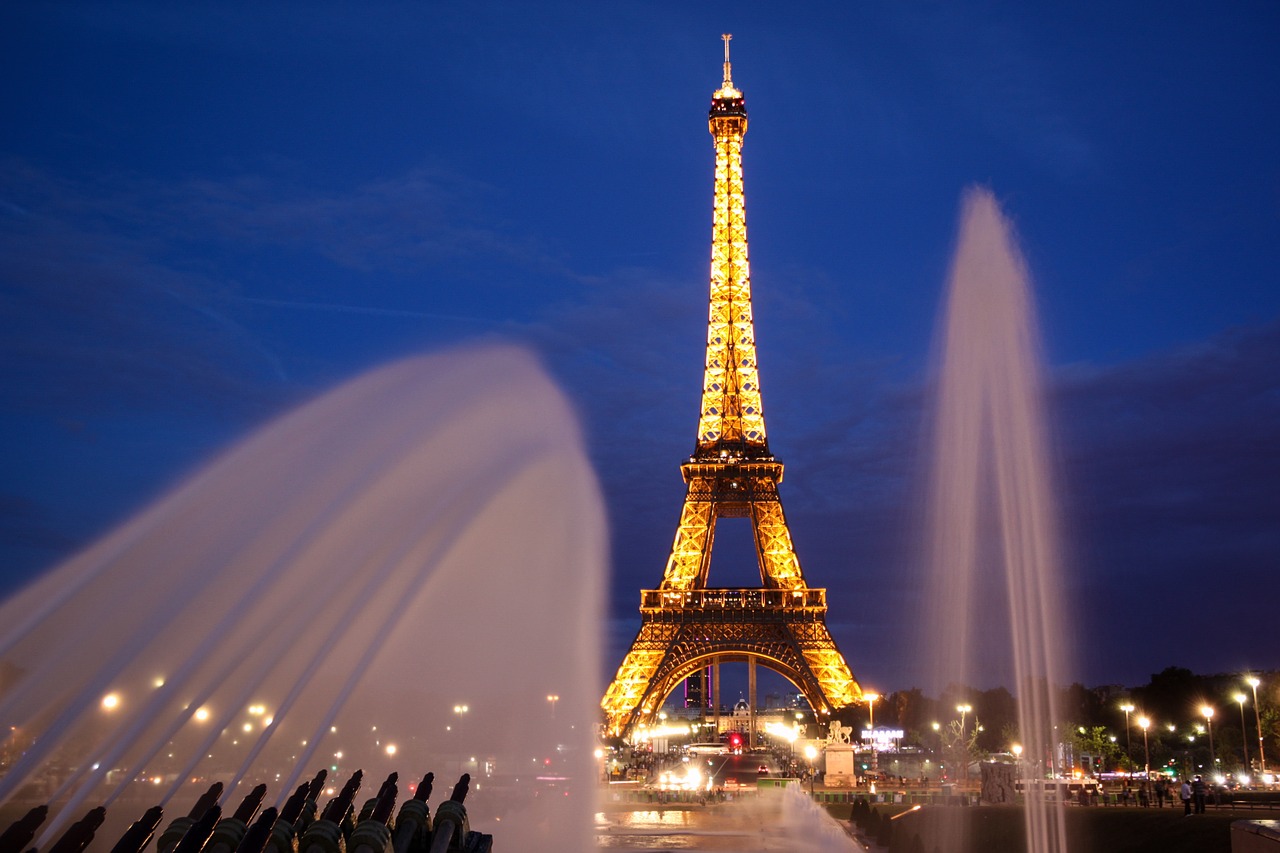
(547, 695, 560, 718)
(194, 707, 210, 722)
(1120, 702, 1135, 769)
(1248, 676, 1266, 772)
(956, 704, 972, 739)
(1138, 716, 1151, 777)
(864, 692, 880, 771)
(1201, 705, 1216, 771)
(102, 693, 120, 711)
(956, 704, 973, 782)
(1236, 693, 1251, 771)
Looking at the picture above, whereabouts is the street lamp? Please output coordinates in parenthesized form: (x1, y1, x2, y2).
(1236, 693, 1251, 772)
(1201, 705, 1216, 773)
(1120, 703, 1135, 770)
(547, 694, 560, 718)
(804, 744, 818, 795)
(1248, 676, 1266, 772)
(956, 704, 972, 783)
(1138, 716, 1151, 777)
(860, 691, 880, 768)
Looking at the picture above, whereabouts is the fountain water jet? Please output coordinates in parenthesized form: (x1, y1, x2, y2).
(924, 187, 1071, 853)
(0, 345, 605, 853)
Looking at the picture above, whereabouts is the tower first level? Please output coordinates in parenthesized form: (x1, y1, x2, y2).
(603, 589, 859, 737)
(601, 35, 860, 740)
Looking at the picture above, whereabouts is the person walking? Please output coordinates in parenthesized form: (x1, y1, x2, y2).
(1155, 777, 1168, 808)
(1192, 775, 1207, 814)
(1180, 779, 1193, 815)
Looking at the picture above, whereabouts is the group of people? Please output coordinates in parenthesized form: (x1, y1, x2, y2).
(1179, 775, 1211, 814)
(1110, 775, 1212, 813)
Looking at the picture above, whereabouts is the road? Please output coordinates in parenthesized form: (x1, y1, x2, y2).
(688, 752, 787, 789)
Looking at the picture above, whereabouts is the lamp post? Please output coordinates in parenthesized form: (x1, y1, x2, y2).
(547, 694, 560, 719)
(931, 722, 941, 784)
(1236, 693, 1251, 773)
(1120, 703, 1135, 770)
(804, 744, 818, 796)
(1248, 676, 1266, 773)
(864, 693, 880, 772)
(1201, 705, 1216, 775)
(957, 704, 972, 783)
(1139, 716, 1151, 778)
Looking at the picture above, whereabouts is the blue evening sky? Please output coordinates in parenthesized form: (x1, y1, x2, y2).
(2, 1, 1277, 692)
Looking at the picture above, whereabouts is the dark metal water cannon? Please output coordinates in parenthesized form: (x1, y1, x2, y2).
(233, 783, 270, 823)
(390, 773, 434, 853)
(203, 784, 269, 853)
(158, 782, 224, 853)
(277, 782, 311, 827)
(108, 805, 164, 853)
(170, 804, 220, 853)
(231, 807, 277, 853)
(370, 777, 397, 827)
(265, 783, 311, 853)
(356, 773, 397, 824)
(347, 775, 397, 853)
(427, 775, 490, 853)
(45, 806, 106, 853)
(299, 770, 363, 853)
(307, 769, 329, 802)
(320, 769, 363, 825)
(0, 804, 47, 853)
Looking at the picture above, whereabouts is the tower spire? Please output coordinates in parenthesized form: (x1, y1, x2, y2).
(720, 33, 735, 93)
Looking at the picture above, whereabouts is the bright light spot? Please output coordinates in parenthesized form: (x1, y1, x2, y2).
(385, 744, 397, 756)
(153, 677, 165, 688)
(334, 751, 343, 759)
(325, 787, 336, 796)
(152, 777, 162, 785)
(248, 704, 266, 716)
(264, 717, 273, 727)
(244, 723, 254, 732)
(330, 726, 337, 733)
(102, 693, 121, 711)
(194, 707, 210, 722)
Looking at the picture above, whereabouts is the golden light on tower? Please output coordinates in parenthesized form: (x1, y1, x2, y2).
(600, 36, 860, 739)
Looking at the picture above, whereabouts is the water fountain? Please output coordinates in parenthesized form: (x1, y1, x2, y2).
(923, 186, 1071, 853)
(0, 345, 605, 853)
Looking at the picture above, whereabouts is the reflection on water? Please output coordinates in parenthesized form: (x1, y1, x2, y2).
(596, 787, 857, 851)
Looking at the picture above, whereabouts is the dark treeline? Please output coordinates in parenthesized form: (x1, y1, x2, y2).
(834, 667, 1280, 774)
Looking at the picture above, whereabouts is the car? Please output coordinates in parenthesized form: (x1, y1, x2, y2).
(757, 764, 770, 775)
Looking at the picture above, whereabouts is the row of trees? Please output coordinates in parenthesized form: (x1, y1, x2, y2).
(831, 667, 1280, 775)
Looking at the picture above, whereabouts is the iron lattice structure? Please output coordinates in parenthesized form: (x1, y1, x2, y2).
(602, 37, 860, 739)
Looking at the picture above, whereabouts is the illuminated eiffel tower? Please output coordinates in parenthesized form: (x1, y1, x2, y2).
(601, 36, 860, 739)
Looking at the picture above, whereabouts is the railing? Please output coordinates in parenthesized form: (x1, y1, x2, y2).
(640, 588, 826, 611)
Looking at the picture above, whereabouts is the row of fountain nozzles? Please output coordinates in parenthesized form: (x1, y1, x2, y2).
(0, 768, 492, 853)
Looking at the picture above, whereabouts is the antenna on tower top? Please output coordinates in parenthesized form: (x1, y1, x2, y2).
(721, 33, 734, 88)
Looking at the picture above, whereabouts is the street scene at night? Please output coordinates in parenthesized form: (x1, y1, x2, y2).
(1, 2, 1278, 852)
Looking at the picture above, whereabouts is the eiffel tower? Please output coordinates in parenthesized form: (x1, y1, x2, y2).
(601, 36, 860, 739)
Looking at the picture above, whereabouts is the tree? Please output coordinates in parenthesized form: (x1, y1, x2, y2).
(1070, 724, 1122, 773)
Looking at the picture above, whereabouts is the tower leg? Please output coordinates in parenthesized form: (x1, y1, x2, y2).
(713, 657, 721, 738)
